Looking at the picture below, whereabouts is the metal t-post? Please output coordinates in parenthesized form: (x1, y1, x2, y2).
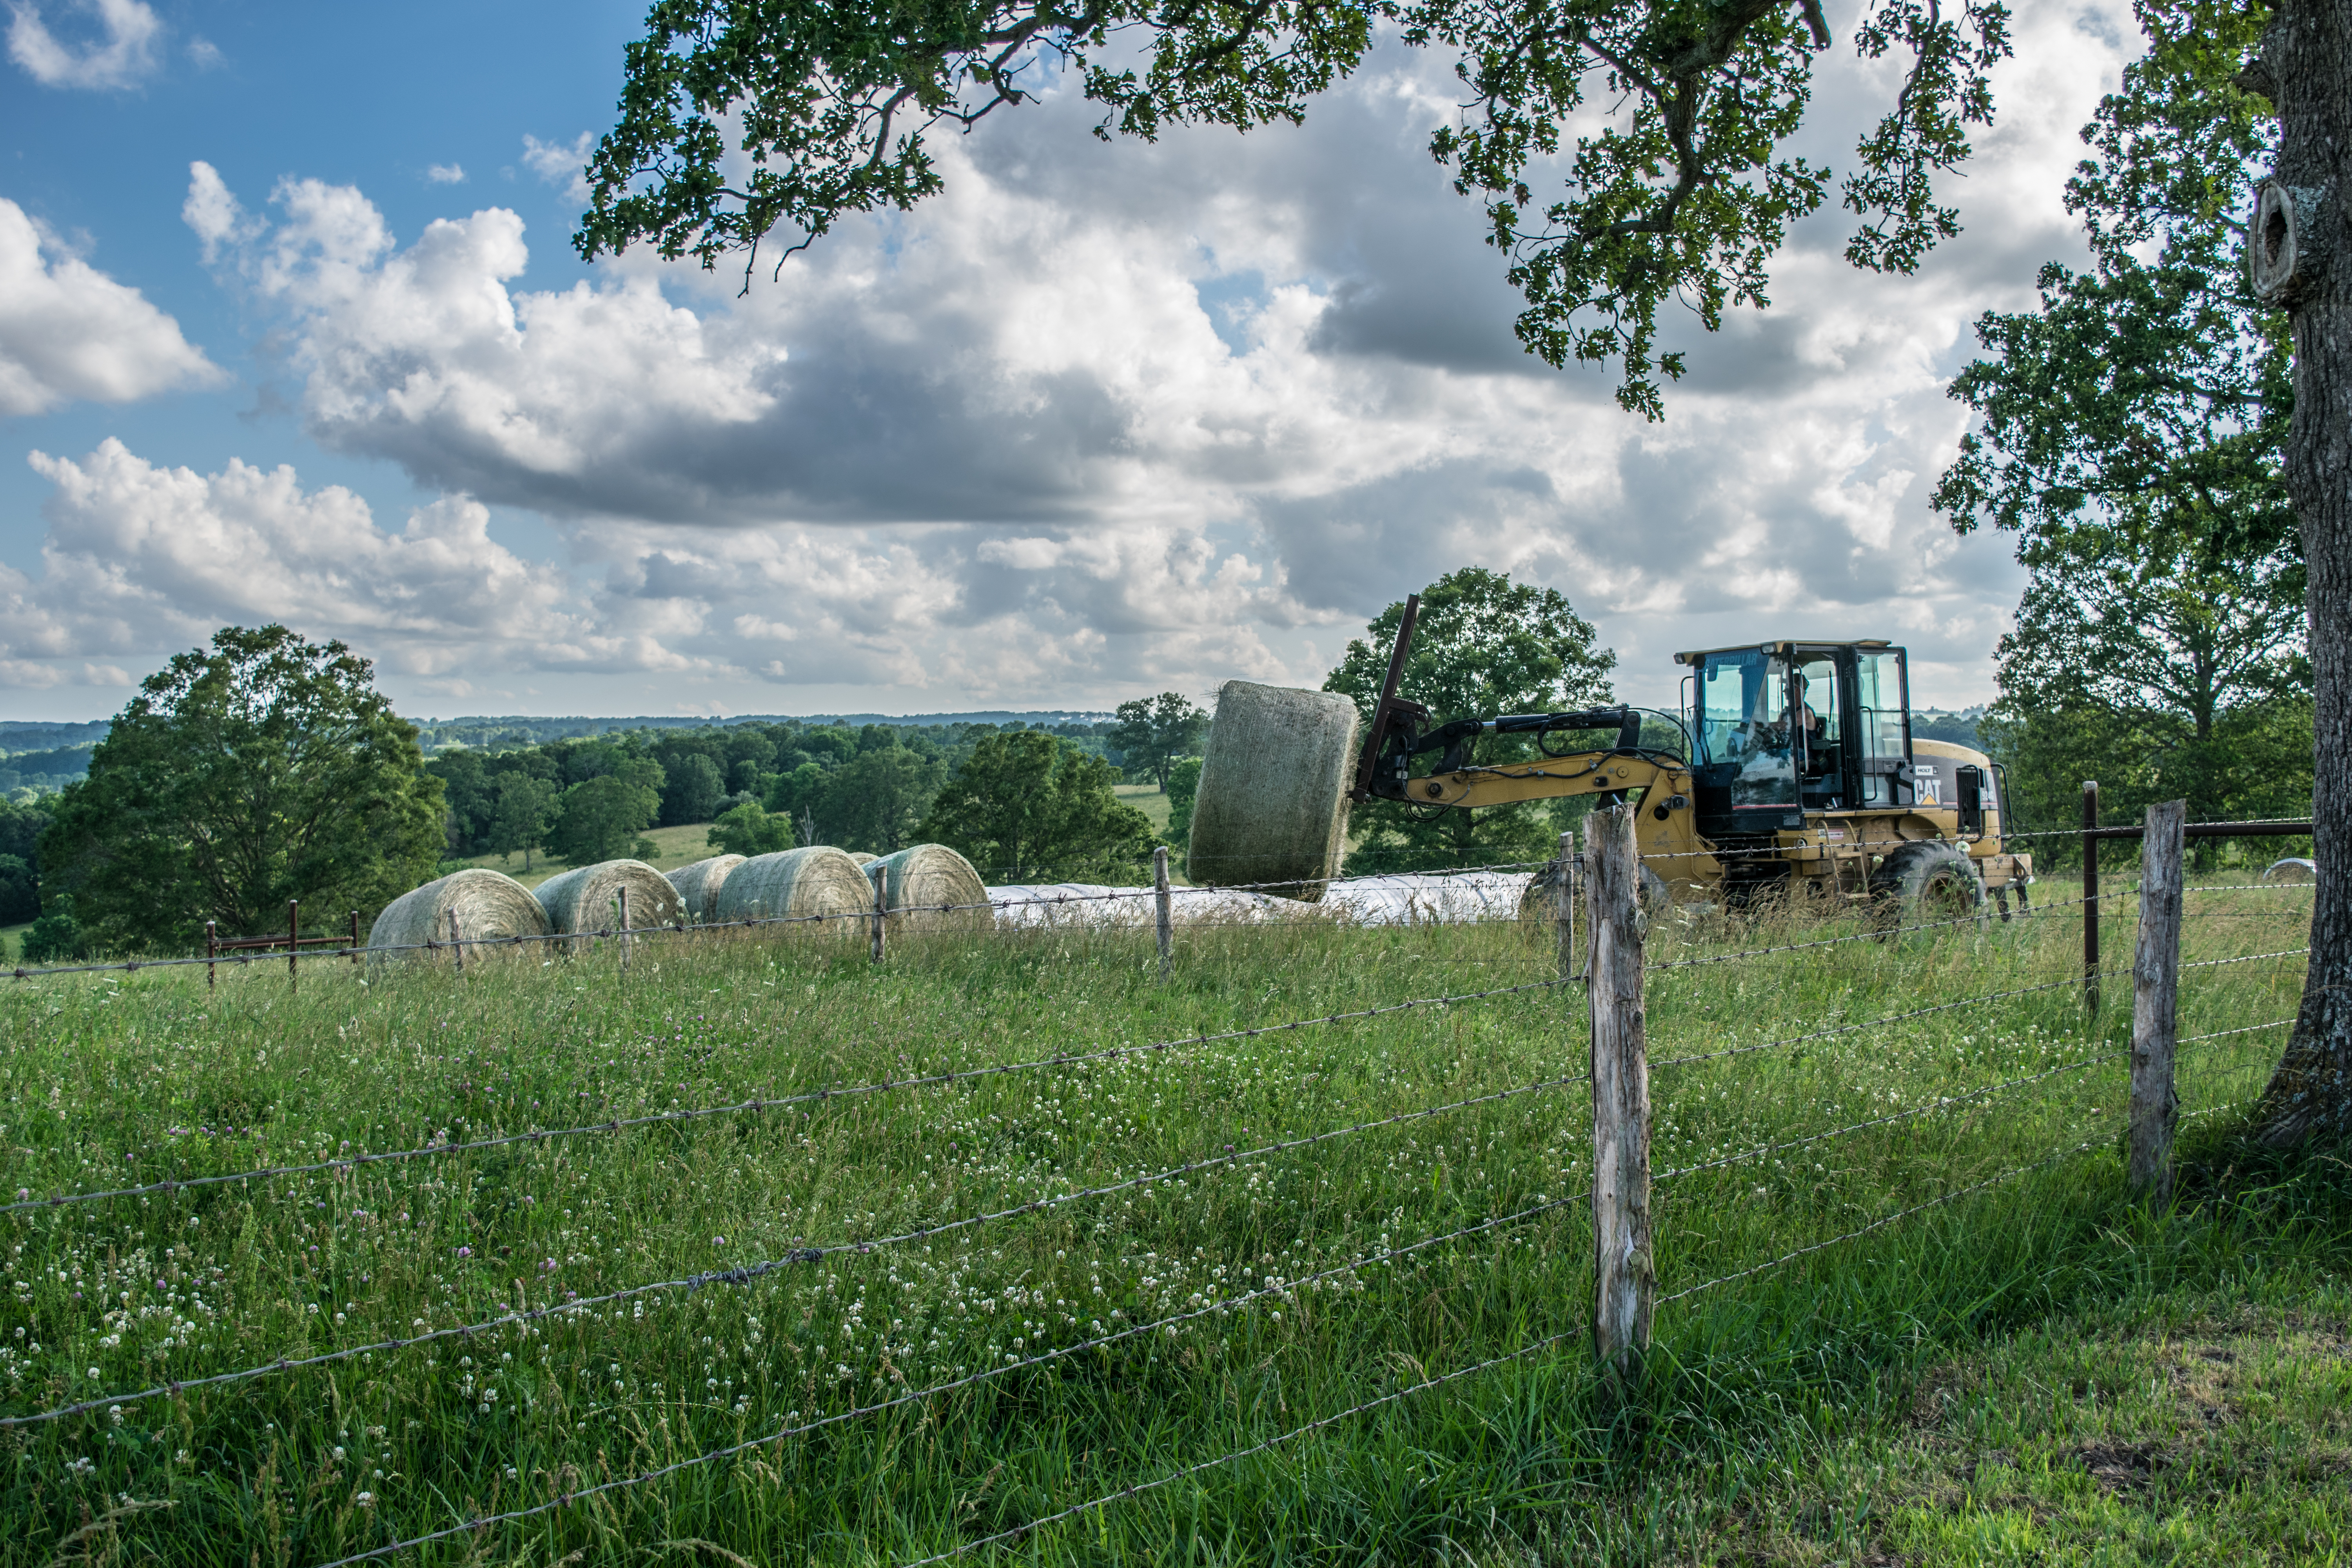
(2082, 780, 2101, 1016)
(1153, 846, 1173, 983)
(287, 900, 300, 992)
(870, 865, 887, 964)
(1554, 830, 1576, 982)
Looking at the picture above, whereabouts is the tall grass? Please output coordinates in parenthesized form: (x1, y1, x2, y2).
(0, 884, 2335, 1565)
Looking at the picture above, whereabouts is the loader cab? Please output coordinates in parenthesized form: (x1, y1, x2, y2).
(1678, 641, 1915, 840)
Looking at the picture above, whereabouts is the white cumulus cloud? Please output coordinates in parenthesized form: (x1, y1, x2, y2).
(520, 132, 593, 202)
(6, 0, 160, 88)
(0, 439, 661, 690)
(0, 198, 220, 416)
(425, 163, 466, 185)
(151, 4, 2141, 710)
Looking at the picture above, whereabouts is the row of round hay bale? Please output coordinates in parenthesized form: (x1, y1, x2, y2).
(867, 843, 988, 931)
(368, 867, 550, 962)
(535, 859, 685, 947)
(666, 853, 745, 924)
(1185, 679, 1359, 901)
(715, 846, 875, 935)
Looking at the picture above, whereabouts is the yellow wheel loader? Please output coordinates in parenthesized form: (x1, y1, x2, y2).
(1188, 593, 2034, 916)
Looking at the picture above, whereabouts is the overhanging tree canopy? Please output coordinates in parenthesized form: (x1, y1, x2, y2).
(580, 0, 2009, 417)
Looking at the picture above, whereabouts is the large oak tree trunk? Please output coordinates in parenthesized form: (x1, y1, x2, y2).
(2256, 0, 2352, 1144)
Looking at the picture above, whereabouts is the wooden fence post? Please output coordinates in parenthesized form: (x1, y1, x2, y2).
(449, 908, 465, 975)
(618, 886, 631, 978)
(2082, 780, 2101, 1016)
(287, 900, 300, 992)
(1555, 831, 1577, 982)
(2129, 798, 2185, 1202)
(205, 922, 217, 991)
(1586, 803, 1653, 1384)
(348, 911, 361, 965)
(870, 866, 887, 964)
(1153, 846, 1174, 984)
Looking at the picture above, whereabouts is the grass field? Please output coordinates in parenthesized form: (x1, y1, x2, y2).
(0, 881, 2342, 1565)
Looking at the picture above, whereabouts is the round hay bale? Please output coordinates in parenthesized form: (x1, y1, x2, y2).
(868, 843, 989, 931)
(2263, 857, 2318, 884)
(1186, 681, 1360, 900)
(713, 846, 875, 936)
(534, 859, 686, 942)
(666, 855, 746, 924)
(847, 851, 878, 867)
(367, 868, 550, 962)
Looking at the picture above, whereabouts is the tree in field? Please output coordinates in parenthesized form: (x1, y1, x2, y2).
(1934, 0, 2305, 849)
(0, 855, 36, 925)
(817, 744, 947, 854)
(548, 761, 665, 865)
(663, 752, 729, 826)
(1163, 755, 1203, 852)
(1108, 694, 1207, 791)
(920, 731, 1155, 881)
(486, 773, 563, 871)
(581, 0, 2352, 1140)
(37, 625, 445, 949)
(708, 799, 796, 857)
(1325, 568, 1617, 872)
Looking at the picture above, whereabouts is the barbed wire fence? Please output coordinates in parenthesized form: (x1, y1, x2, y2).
(0, 797, 2311, 1564)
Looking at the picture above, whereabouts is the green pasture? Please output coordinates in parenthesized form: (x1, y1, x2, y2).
(0, 882, 2341, 1565)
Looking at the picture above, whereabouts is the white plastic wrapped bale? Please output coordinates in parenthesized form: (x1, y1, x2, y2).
(665, 854, 746, 925)
(368, 868, 550, 962)
(1185, 680, 1360, 900)
(1322, 872, 1536, 926)
(714, 846, 875, 936)
(987, 883, 1316, 929)
(867, 843, 989, 931)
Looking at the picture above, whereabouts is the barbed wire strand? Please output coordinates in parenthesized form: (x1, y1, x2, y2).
(2, 969, 1576, 1218)
(2, 1062, 1592, 1428)
(902, 1123, 2117, 1566)
(309, 1183, 1596, 1568)
(1653, 1130, 2110, 1307)
(2180, 946, 2308, 971)
(1646, 968, 2130, 1076)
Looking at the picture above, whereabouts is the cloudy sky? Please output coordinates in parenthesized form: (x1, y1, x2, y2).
(0, 0, 2141, 722)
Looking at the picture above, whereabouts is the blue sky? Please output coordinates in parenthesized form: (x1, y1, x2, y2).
(0, 0, 2146, 723)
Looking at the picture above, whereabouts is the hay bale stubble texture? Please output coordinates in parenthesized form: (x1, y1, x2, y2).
(534, 859, 686, 943)
(1186, 681, 1360, 900)
(367, 869, 550, 962)
(713, 846, 875, 936)
(666, 855, 747, 924)
(867, 843, 989, 931)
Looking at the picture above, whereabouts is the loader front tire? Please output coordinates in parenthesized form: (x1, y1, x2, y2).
(1871, 842, 1985, 928)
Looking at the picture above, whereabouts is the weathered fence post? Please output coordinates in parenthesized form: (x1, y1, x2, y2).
(2082, 780, 2101, 1016)
(205, 922, 217, 991)
(1555, 830, 1577, 982)
(348, 911, 361, 965)
(870, 866, 887, 964)
(448, 908, 465, 975)
(2129, 798, 2185, 1203)
(618, 886, 631, 978)
(287, 900, 300, 992)
(1586, 803, 1652, 1386)
(1153, 845, 1174, 984)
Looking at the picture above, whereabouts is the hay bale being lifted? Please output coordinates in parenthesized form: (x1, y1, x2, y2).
(368, 868, 550, 962)
(867, 843, 989, 931)
(1185, 680, 1361, 900)
(666, 855, 746, 925)
(713, 846, 875, 936)
(534, 859, 686, 945)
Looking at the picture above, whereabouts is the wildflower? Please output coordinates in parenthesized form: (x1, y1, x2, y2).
(355, 1492, 376, 1508)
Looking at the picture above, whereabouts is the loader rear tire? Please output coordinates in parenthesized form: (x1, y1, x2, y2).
(1870, 841, 1986, 928)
